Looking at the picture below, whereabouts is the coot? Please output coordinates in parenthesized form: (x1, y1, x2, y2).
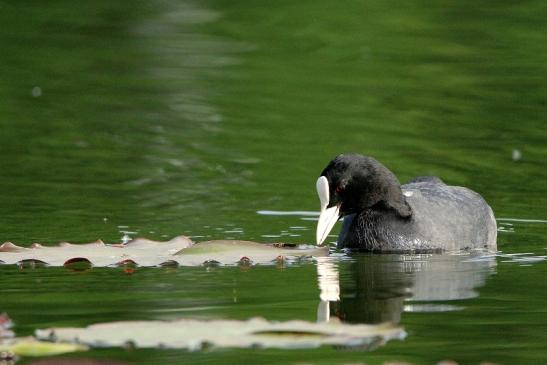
(316, 154, 497, 252)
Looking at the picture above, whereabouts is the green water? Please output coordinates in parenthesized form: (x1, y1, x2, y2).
(1, 0, 546, 364)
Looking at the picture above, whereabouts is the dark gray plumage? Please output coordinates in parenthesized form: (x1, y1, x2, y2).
(318, 154, 497, 252)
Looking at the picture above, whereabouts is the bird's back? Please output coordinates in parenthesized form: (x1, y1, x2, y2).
(401, 180, 497, 251)
(338, 178, 497, 252)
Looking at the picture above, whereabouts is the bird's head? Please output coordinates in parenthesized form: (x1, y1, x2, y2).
(315, 154, 411, 245)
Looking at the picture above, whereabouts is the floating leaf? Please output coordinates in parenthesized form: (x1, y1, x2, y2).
(0, 313, 14, 341)
(173, 240, 328, 266)
(35, 317, 404, 351)
(0, 236, 192, 267)
(0, 337, 87, 357)
(26, 358, 132, 365)
(0, 237, 328, 267)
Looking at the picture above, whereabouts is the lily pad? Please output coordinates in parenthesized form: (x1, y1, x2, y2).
(173, 240, 328, 266)
(0, 237, 328, 267)
(26, 359, 132, 365)
(0, 338, 87, 357)
(35, 317, 404, 351)
(1, 314, 87, 358)
(0, 312, 14, 340)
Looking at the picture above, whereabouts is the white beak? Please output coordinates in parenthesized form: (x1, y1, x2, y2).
(316, 176, 341, 245)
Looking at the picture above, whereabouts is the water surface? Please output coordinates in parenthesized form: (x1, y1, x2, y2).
(0, 0, 546, 364)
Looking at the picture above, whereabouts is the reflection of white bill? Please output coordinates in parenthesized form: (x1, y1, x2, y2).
(316, 256, 340, 322)
(316, 256, 340, 302)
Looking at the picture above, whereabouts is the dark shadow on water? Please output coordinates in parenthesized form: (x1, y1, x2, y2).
(317, 253, 496, 324)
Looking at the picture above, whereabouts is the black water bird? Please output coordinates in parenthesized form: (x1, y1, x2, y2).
(316, 154, 497, 251)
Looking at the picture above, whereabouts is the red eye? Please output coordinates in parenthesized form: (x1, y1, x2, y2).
(335, 186, 343, 193)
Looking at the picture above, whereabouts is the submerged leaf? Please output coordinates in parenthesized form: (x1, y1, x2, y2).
(35, 317, 404, 351)
(0, 237, 327, 267)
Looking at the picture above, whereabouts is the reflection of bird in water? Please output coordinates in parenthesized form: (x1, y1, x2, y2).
(317, 253, 496, 324)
